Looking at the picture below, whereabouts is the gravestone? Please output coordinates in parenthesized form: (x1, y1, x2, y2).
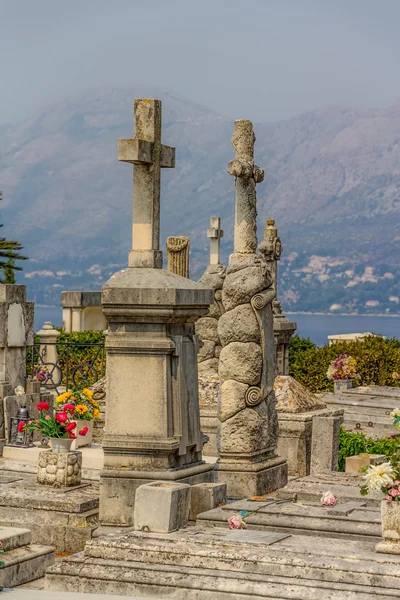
(100, 98, 214, 526)
(215, 120, 287, 496)
(259, 218, 296, 376)
(0, 285, 34, 453)
(197, 216, 226, 455)
(166, 235, 190, 278)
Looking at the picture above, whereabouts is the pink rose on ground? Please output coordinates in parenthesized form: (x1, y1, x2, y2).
(386, 495, 393, 502)
(228, 515, 246, 530)
(320, 491, 337, 506)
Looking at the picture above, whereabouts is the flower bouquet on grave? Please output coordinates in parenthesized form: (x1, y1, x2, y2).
(55, 388, 100, 448)
(19, 401, 87, 453)
(326, 354, 358, 381)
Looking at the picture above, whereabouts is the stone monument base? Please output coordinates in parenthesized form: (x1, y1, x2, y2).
(99, 463, 214, 526)
(1, 526, 54, 589)
(0, 471, 99, 552)
(45, 525, 400, 598)
(215, 455, 287, 498)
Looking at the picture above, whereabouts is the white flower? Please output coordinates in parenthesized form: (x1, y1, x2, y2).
(14, 386, 25, 396)
(363, 462, 395, 492)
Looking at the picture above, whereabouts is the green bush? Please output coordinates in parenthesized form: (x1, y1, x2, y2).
(289, 335, 400, 393)
(338, 426, 399, 471)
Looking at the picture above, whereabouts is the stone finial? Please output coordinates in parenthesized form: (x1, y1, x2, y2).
(227, 120, 264, 254)
(166, 236, 190, 278)
(118, 99, 175, 269)
(259, 217, 283, 294)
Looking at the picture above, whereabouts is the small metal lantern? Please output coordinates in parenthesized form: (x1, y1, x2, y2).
(8, 405, 34, 448)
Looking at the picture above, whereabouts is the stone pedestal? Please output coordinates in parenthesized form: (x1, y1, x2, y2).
(376, 500, 400, 555)
(37, 450, 82, 487)
(345, 453, 386, 474)
(310, 410, 344, 474)
(134, 481, 191, 533)
(100, 268, 214, 526)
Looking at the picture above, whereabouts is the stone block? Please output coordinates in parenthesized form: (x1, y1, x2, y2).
(134, 481, 191, 533)
(37, 450, 82, 488)
(345, 453, 386, 474)
(0, 526, 31, 551)
(277, 414, 313, 477)
(376, 500, 400, 555)
(189, 482, 227, 520)
(310, 411, 344, 474)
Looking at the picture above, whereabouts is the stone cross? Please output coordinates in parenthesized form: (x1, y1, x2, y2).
(118, 99, 175, 269)
(207, 216, 224, 265)
(227, 120, 264, 254)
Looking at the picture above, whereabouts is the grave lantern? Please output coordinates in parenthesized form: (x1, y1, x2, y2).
(8, 405, 34, 448)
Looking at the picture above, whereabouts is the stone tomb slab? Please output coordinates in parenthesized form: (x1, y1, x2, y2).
(45, 525, 400, 599)
(0, 472, 98, 552)
(197, 497, 381, 541)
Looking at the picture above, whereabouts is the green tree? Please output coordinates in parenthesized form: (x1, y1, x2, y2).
(0, 191, 27, 282)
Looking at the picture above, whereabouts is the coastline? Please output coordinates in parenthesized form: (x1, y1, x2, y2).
(286, 311, 400, 318)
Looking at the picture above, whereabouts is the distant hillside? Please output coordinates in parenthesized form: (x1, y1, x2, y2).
(1, 85, 399, 314)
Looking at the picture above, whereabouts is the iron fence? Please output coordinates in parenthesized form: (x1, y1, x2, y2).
(26, 340, 106, 395)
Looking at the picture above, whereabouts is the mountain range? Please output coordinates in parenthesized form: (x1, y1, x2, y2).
(1, 85, 399, 315)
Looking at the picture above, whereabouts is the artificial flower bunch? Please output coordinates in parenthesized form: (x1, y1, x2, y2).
(326, 354, 357, 381)
(56, 388, 100, 421)
(360, 461, 400, 503)
(18, 401, 88, 440)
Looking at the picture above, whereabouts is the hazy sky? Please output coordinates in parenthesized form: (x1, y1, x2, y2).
(2, 0, 400, 125)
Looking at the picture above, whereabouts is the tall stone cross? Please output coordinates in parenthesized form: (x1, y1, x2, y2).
(227, 120, 264, 254)
(207, 216, 224, 265)
(118, 99, 175, 269)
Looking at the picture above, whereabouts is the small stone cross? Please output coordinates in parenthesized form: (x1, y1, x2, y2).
(118, 99, 175, 268)
(207, 216, 224, 265)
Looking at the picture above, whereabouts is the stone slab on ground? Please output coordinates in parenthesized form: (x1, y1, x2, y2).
(196, 497, 381, 541)
(2, 543, 55, 589)
(276, 471, 382, 506)
(46, 526, 400, 599)
(5, 591, 159, 599)
(0, 526, 31, 551)
(0, 471, 99, 552)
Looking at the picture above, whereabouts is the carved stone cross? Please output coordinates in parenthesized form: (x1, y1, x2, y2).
(118, 99, 175, 268)
(207, 216, 224, 265)
(227, 120, 264, 254)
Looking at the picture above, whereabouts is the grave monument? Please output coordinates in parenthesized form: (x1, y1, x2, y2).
(215, 119, 287, 496)
(99, 98, 214, 526)
(197, 216, 226, 455)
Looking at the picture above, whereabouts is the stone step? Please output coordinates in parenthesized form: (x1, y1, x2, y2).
(0, 526, 31, 551)
(1, 543, 54, 588)
(45, 527, 400, 598)
(197, 498, 381, 541)
(5, 591, 157, 599)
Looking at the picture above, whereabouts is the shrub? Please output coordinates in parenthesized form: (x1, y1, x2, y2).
(338, 426, 399, 471)
(289, 335, 400, 393)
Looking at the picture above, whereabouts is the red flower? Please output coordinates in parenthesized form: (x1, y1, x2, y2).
(63, 403, 75, 413)
(65, 421, 77, 432)
(17, 422, 26, 432)
(55, 412, 68, 423)
(78, 426, 89, 437)
(37, 401, 49, 412)
(69, 432, 77, 439)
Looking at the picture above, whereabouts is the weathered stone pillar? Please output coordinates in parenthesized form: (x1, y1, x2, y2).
(216, 120, 287, 497)
(0, 285, 34, 454)
(100, 99, 214, 527)
(166, 236, 190, 278)
(36, 322, 60, 368)
(259, 218, 296, 376)
(197, 217, 226, 456)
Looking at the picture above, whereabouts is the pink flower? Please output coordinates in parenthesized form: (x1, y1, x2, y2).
(63, 403, 75, 413)
(65, 422, 77, 432)
(37, 401, 49, 412)
(386, 495, 393, 503)
(69, 432, 77, 439)
(395, 481, 400, 486)
(17, 422, 26, 433)
(228, 515, 246, 530)
(45, 415, 51, 420)
(55, 412, 68, 424)
(389, 488, 399, 497)
(320, 491, 337, 506)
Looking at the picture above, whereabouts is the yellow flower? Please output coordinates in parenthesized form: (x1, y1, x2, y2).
(83, 388, 93, 398)
(56, 391, 72, 404)
(93, 408, 100, 419)
(75, 404, 88, 415)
